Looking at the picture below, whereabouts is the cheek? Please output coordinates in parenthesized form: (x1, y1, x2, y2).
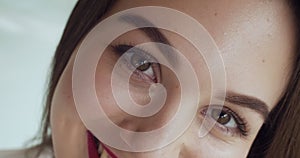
(50, 56, 88, 158)
(95, 52, 125, 122)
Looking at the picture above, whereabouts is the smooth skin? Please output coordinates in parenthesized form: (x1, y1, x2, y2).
(50, 0, 295, 158)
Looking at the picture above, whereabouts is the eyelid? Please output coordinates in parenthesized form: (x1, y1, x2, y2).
(126, 48, 157, 67)
(111, 39, 177, 68)
(199, 105, 249, 138)
(110, 44, 161, 83)
(111, 44, 158, 63)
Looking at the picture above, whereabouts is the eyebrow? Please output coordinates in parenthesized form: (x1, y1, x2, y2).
(120, 14, 171, 44)
(119, 14, 177, 63)
(224, 91, 270, 120)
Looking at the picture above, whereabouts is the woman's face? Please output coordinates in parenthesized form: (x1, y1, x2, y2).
(50, 0, 295, 158)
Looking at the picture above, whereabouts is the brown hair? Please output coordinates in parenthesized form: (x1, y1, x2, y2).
(248, 0, 300, 157)
(29, 0, 300, 157)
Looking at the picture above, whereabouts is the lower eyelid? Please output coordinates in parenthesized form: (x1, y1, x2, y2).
(118, 60, 159, 84)
(133, 70, 157, 84)
(213, 120, 241, 137)
(122, 55, 160, 83)
(110, 44, 163, 87)
(198, 106, 248, 138)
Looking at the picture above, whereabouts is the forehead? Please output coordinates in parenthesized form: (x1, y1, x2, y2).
(107, 0, 295, 108)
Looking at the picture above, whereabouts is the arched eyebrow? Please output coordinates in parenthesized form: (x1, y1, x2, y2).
(119, 14, 178, 64)
(224, 91, 270, 120)
(120, 14, 171, 44)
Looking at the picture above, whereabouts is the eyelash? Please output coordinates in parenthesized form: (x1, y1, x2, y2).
(200, 105, 249, 138)
(110, 43, 161, 83)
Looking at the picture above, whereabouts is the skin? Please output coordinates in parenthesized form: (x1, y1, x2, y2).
(50, 0, 295, 158)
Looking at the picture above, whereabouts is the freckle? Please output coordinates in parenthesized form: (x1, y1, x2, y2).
(262, 59, 266, 63)
(214, 12, 218, 16)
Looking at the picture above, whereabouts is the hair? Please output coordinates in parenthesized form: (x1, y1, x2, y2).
(29, 0, 300, 157)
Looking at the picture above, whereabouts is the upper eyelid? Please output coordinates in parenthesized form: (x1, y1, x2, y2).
(201, 105, 249, 133)
(110, 44, 161, 83)
(207, 105, 247, 126)
(128, 47, 156, 61)
(111, 41, 177, 71)
(112, 44, 159, 63)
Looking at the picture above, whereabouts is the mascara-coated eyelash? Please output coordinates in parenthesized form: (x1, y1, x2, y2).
(110, 44, 161, 83)
(200, 105, 249, 137)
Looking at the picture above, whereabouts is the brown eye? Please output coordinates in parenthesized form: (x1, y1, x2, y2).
(137, 63, 151, 71)
(112, 44, 161, 83)
(131, 53, 151, 71)
(211, 109, 231, 125)
(201, 106, 249, 137)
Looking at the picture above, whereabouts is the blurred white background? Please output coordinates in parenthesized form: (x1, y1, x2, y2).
(0, 0, 76, 149)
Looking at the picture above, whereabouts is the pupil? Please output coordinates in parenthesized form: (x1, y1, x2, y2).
(212, 109, 231, 125)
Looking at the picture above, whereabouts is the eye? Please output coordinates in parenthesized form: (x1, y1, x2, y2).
(201, 106, 249, 137)
(130, 52, 154, 77)
(211, 109, 238, 128)
(111, 44, 161, 83)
